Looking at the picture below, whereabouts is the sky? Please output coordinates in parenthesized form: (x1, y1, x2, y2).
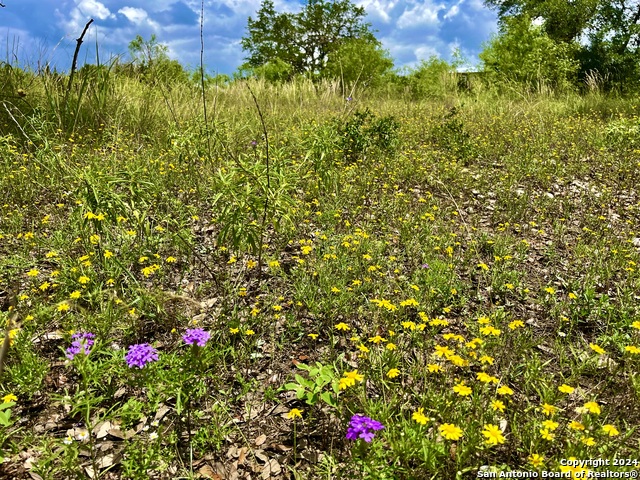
(0, 0, 498, 75)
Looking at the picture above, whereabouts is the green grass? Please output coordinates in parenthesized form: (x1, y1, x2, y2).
(1, 69, 640, 479)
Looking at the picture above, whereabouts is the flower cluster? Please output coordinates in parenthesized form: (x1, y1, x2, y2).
(66, 332, 96, 360)
(182, 328, 210, 347)
(346, 414, 384, 442)
(125, 343, 159, 368)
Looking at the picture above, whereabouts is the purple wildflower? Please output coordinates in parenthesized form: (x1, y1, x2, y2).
(66, 332, 96, 360)
(421, 263, 430, 269)
(346, 414, 384, 443)
(125, 343, 159, 368)
(346, 96, 353, 102)
(183, 328, 210, 347)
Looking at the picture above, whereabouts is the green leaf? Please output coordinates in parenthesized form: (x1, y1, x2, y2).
(320, 392, 337, 408)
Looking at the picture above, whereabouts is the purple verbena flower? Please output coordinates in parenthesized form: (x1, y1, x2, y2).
(125, 343, 159, 368)
(66, 332, 95, 360)
(183, 328, 210, 347)
(346, 414, 384, 443)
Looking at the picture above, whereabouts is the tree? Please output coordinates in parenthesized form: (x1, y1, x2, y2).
(240, 0, 380, 79)
(484, 0, 640, 90)
(322, 37, 393, 88)
(479, 15, 579, 91)
(127, 34, 188, 85)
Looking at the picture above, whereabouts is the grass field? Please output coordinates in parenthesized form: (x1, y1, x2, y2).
(1, 72, 640, 479)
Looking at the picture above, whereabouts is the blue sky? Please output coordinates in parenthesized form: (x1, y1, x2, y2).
(0, 0, 497, 75)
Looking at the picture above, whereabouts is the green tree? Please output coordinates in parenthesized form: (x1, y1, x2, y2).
(484, 0, 640, 90)
(240, 0, 380, 79)
(322, 37, 393, 88)
(127, 34, 188, 85)
(479, 15, 579, 92)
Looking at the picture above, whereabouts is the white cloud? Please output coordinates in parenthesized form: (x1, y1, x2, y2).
(397, 1, 445, 29)
(77, 0, 113, 20)
(444, 3, 460, 19)
(356, 0, 397, 23)
(118, 6, 149, 25)
(414, 44, 440, 60)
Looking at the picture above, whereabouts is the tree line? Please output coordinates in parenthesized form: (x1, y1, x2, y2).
(4, 0, 640, 94)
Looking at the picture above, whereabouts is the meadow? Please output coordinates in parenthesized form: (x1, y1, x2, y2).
(1, 68, 640, 479)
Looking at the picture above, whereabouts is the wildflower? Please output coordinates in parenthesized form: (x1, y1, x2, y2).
(582, 436, 596, 446)
(453, 382, 472, 396)
(528, 454, 544, 467)
(589, 343, 606, 355)
(583, 401, 601, 415)
(149, 432, 159, 440)
(66, 332, 96, 360)
(439, 423, 463, 441)
(368, 335, 386, 344)
(287, 408, 303, 419)
(541, 420, 559, 431)
(602, 424, 619, 436)
(479, 355, 494, 365)
(308, 333, 318, 340)
(558, 384, 575, 394)
(63, 435, 73, 445)
(229, 327, 239, 334)
(386, 368, 400, 379)
(386, 343, 396, 350)
(339, 370, 364, 390)
(125, 343, 159, 368)
(57, 302, 70, 312)
(427, 364, 442, 373)
(624, 345, 640, 354)
(335, 322, 350, 331)
(480, 325, 501, 336)
(2, 393, 17, 403)
(497, 385, 514, 396)
(544, 287, 556, 295)
(434, 345, 454, 357)
(346, 415, 384, 442)
(540, 403, 558, 416)
(245, 329, 255, 335)
(76, 430, 90, 442)
(78, 276, 90, 284)
(165, 256, 177, 263)
(540, 429, 555, 441)
(482, 424, 505, 445)
(27, 269, 39, 277)
(509, 320, 524, 330)
(412, 408, 429, 425)
(477, 372, 499, 384)
(632, 321, 640, 330)
(569, 421, 585, 431)
(183, 328, 210, 347)
(491, 400, 506, 412)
